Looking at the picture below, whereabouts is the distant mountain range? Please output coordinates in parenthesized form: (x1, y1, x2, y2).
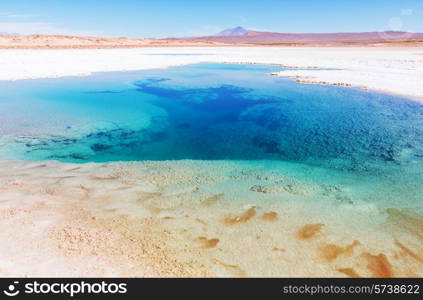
(193, 26, 423, 44)
(1, 26, 423, 49)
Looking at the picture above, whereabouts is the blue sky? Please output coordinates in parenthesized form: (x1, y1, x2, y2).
(1, 0, 423, 37)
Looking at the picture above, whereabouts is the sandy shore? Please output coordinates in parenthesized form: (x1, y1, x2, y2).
(0, 35, 228, 49)
(1, 159, 422, 277)
(1, 47, 423, 102)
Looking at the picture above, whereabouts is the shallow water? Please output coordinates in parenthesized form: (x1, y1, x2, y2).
(0, 63, 422, 208)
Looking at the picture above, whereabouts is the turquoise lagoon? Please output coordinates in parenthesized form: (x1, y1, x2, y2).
(0, 63, 422, 208)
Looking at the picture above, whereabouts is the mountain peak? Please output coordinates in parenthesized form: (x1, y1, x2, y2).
(217, 26, 248, 36)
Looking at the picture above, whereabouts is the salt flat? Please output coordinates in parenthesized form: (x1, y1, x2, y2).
(1, 47, 423, 102)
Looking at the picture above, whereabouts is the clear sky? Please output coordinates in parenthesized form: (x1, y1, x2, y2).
(1, 0, 423, 37)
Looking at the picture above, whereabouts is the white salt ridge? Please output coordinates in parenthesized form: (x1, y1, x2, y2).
(1, 47, 423, 102)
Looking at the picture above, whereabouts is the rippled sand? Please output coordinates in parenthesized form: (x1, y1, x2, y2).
(0, 159, 422, 277)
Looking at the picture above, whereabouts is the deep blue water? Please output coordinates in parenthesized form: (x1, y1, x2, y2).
(0, 63, 422, 206)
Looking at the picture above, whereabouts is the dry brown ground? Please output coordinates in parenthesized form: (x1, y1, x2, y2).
(1, 34, 422, 49)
